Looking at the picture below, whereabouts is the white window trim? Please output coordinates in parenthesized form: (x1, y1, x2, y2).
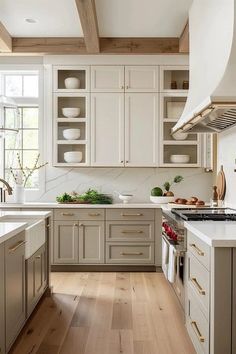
(0, 65, 45, 201)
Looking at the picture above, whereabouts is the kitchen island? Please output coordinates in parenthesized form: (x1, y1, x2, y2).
(0, 210, 52, 354)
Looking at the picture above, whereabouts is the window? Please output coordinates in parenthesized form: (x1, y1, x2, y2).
(0, 70, 42, 190)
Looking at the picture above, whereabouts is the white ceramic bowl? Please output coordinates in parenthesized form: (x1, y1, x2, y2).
(119, 194, 133, 204)
(64, 151, 83, 163)
(63, 129, 81, 140)
(172, 131, 189, 141)
(150, 196, 175, 204)
(64, 77, 80, 89)
(62, 107, 80, 118)
(170, 154, 190, 164)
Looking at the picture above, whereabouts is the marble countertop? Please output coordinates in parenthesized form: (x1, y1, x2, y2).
(0, 202, 165, 209)
(184, 221, 236, 247)
(0, 210, 51, 245)
(0, 222, 27, 244)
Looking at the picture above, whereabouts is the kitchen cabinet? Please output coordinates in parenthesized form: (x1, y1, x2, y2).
(0, 243, 5, 354)
(91, 92, 158, 167)
(125, 66, 159, 92)
(91, 93, 124, 166)
(91, 66, 124, 92)
(5, 231, 26, 351)
(26, 243, 47, 317)
(125, 93, 159, 166)
(54, 221, 79, 264)
(78, 221, 105, 263)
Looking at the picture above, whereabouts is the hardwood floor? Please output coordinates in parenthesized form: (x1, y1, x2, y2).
(11, 272, 196, 354)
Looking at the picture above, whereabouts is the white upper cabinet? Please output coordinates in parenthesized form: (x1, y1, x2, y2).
(125, 93, 159, 166)
(91, 93, 125, 166)
(125, 66, 159, 92)
(91, 66, 124, 92)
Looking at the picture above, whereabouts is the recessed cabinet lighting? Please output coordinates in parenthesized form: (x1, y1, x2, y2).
(25, 18, 37, 24)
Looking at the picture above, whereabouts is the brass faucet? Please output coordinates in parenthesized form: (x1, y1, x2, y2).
(0, 178, 13, 202)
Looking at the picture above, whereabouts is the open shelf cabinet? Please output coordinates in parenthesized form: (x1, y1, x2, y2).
(53, 66, 90, 93)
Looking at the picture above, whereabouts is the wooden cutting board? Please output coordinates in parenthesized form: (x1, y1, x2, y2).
(216, 165, 226, 200)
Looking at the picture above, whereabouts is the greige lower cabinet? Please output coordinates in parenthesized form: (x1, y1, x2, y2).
(0, 243, 5, 354)
(5, 231, 26, 352)
(53, 219, 105, 264)
(54, 221, 79, 264)
(79, 221, 104, 263)
(26, 243, 47, 317)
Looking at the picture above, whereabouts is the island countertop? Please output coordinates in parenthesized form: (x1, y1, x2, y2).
(184, 220, 236, 247)
(0, 222, 27, 244)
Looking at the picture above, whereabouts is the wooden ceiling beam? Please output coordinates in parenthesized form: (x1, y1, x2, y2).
(12, 37, 87, 54)
(12, 37, 180, 54)
(0, 21, 12, 52)
(75, 0, 100, 53)
(179, 21, 189, 53)
(100, 37, 179, 54)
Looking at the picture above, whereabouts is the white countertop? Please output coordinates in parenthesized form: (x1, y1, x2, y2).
(184, 221, 236, 247)
(0, 210, 52, 219)
(0, 222, 27, 244)
(0, 210, 51, 245)
(0, 202, 164, 209)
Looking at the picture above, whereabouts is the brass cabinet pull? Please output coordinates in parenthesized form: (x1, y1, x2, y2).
(121, 230, 143, 234)
(189, 243, 204, 256)
(79, 223, 84, 227)
(190, 277, 206, 295)
(35, 255, 41, 259)
(121, 213, 143, 217)
(74, 223, 78, 227)
(88, 213, 100, 217)
(121, 86, 124, 89)
(62, 212, 74, 216)
(191, 321, 205, 343)
(9, 240, 26, 253)
(46, 224, 50, 228)
(126, 85, 129, 89)
(120, 252, 143, 256)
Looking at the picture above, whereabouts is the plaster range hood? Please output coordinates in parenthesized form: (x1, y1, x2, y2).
(172, 0, 236, 134)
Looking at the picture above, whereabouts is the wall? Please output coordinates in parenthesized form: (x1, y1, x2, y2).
(0, 55, 213, 203)
(40, 166, 213, 203)
(218, 126, 236, 207)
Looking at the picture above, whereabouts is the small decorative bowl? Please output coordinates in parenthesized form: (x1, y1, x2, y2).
(150, 196, 175, 204)
(119, 194, 133, 204)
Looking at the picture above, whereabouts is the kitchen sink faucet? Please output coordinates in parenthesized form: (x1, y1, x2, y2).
(0, 178, 13, 202)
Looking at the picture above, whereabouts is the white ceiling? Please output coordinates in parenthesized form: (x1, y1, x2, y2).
(0, 0, 83, 37)
(0, 0, 192, 38)
(96, 0, 192, 37)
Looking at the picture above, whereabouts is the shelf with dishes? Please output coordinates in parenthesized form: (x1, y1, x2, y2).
(160, 65, 189, 93)
(53, 65, 90, 92)
(159, 88, 201, 167)
(53, 92, 90, 166)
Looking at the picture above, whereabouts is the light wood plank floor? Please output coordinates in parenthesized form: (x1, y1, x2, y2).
(11, 272, 196, 354)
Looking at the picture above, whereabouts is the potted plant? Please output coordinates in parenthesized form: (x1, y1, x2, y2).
(150, 175, 183, 204)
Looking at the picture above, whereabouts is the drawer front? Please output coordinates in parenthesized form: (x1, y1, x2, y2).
(106, 209, 155, 221)
(186, 288, 209, 354)
(187, 231, 210, 270)
(54, 208, 105, 221)
(188, 252, 210, 319)
(106, 243, 154, 264)
(106, 221, 154, 242)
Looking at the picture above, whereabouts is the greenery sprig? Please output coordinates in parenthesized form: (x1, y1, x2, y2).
(10, 153, 48, 187)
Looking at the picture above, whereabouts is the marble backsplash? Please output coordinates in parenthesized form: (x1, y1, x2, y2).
(38, 167, 213, 203)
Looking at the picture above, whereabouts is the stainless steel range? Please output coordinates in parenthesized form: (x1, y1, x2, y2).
(161, 207, 236, 310)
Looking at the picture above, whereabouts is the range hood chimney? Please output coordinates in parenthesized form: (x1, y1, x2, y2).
(172, 0, 236, 134)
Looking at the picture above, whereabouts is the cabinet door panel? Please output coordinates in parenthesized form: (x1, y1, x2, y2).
(125, 93, 159, 166)
(5, 232, 26, 351)
(125, 66, 159, 92)
(91, 66, 124, 92)
(54, 221, 79, 264)
(91, 93, 125, 166)
(79, 221, 105, 263)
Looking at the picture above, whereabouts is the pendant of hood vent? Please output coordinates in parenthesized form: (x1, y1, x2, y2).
(172, 0, 236, 134)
